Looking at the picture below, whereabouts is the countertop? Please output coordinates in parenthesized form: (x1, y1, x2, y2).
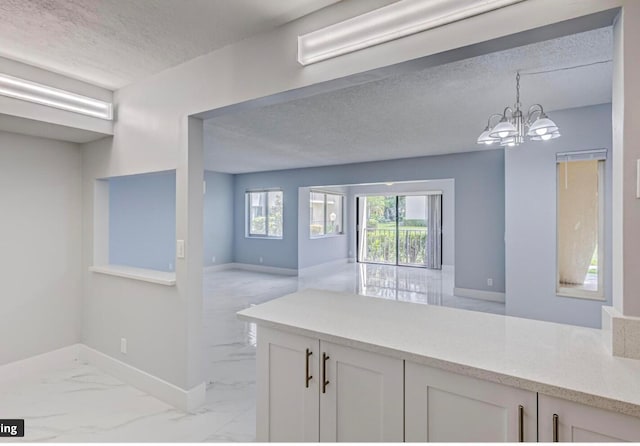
(237, 288, 640, 418)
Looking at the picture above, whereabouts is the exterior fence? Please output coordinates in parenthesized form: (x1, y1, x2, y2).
(362, 228, 428, 265)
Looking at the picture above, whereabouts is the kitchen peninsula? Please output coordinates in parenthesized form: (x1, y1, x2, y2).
(238, 289, 640, 442)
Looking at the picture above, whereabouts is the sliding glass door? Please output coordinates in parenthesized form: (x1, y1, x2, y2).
(357, 194, 442, 269)
(398, 195, 428, 267)
(360, 196, 397, 264)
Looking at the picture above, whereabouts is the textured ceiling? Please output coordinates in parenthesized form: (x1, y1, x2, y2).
(0, 0, 340, 89)
(204, 27, 613, 174)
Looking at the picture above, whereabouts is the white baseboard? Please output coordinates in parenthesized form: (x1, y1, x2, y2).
(230, 262, 298, 276)
(454, 287, 505, 303)
(0, 344, 205, 412)
(78, 345, 206, 412)
(203, 263, 234, 273)
(298, 258, 351, 277)
(0, 343, 82, 382)
(203, 262, 297, 276)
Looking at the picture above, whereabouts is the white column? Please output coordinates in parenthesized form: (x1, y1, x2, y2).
(604, 0, 640, 358)
(176, 116, 206, 404)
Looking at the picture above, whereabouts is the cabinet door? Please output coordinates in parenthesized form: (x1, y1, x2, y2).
(405, 362, 537, 442)
(256, 326, 320, 442)
(319, 341, 404, 442)
(539, 394, 640, 442)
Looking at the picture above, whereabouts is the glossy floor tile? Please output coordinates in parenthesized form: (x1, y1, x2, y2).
(0, 362, 241, 442)
(0, 263, 503, 442)
(202, 263, 504, 441)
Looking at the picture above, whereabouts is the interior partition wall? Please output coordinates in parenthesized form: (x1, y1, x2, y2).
(357, 193, 442, 269)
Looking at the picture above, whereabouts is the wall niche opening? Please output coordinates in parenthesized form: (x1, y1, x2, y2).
(91, 170, 177, 285)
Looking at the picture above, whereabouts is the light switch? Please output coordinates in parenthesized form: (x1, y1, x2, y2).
(177, 240, 185, 259)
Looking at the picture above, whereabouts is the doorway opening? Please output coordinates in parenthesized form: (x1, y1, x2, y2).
(357, 193, 442, 269)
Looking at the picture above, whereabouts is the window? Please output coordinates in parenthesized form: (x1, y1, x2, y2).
(556, 150, 605, 300)
(310, 191, 344, 238)
(246, 190, 283, 238)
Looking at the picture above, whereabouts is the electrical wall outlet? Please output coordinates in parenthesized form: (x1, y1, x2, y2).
(259, 257, 263, 264)
(211, 256, 216, 263)
(487, 278, 493, 287)
(120, 338, 127, 354)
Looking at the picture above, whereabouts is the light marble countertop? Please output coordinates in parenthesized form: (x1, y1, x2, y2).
(237, 288, 640, 418)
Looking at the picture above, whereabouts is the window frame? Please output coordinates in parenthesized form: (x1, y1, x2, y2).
(555, 150, 606, 301)
(245, 189, 284, 239)
(309, 190, 345, 239)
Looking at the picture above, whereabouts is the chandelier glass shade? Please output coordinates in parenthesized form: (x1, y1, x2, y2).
(477, 72, 560, 147)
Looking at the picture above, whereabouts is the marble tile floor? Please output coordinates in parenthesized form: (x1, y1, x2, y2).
(0, 361, 253, 442)
(202, 263, 505, 442)
(0, 263, 503, 442)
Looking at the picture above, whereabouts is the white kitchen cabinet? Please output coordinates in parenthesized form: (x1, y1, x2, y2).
(319, 341, 404, 442)
(243, 290, 640, 443)
(256, 326, 320, 442)
(538, 394, 640, 442)
(405, 362, 537, 442)
(256, 327, 404, 442)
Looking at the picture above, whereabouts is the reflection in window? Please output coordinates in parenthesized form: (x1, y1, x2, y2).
(556, 150, 605, 300)
(246, 190, 283, 238)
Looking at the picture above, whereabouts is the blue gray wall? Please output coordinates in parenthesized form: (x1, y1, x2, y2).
(109, 170, 176, 272)
(204, 170, 234, 266)
(234, 149, 505, 293)
(505, 104, 612, 328)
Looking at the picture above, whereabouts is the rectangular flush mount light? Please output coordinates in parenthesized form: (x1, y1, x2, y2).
(298, 0, 523, 65)
(0, 73, 113, 120)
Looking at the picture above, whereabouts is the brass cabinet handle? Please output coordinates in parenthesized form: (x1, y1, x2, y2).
(518, 405, 524, 442)
(553, 414, 559, 442)
(305, 348, 312, 388)
(322, 352, 330, 393)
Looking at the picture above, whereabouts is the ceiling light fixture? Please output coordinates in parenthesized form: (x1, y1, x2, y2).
(477, 72, 560, 147)
(0, 73, 113, 120)
(297, 0, 523, 66)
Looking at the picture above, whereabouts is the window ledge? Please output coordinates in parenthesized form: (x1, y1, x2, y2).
(557, 287, 605, 301)
(89, 265, 176, 286)
(310, 233, 345, 240)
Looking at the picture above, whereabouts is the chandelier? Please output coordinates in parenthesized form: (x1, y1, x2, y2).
(477, 72, 560, 147)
